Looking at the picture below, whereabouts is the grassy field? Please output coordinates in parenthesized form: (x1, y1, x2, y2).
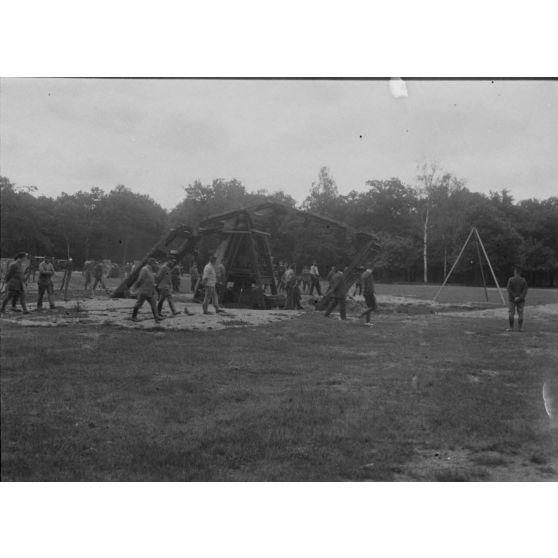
(374, 282, 558, 306)
(2, 281, 557, 481)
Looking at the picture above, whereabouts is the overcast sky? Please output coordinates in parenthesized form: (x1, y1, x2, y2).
(1, 78, 556, 210)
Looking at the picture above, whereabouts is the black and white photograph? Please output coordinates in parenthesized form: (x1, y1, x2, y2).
(2, 77, 557, 484)
(1, 3, 557, 557)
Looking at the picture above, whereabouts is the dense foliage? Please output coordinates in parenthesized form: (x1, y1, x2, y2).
(0, 178, 167, 266)
(1, 169, 556, 286)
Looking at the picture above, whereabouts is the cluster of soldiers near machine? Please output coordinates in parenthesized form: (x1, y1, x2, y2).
(0, 201, 530, 329)
(106, 202, 384, 321)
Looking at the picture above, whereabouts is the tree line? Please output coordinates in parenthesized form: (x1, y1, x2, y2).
(1, 168, 556, 287)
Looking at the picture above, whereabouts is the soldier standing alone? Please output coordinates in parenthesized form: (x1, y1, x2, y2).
(37, 256, 56, 310)
(156, 255, 180, 316)
(506, 266, 528, 332)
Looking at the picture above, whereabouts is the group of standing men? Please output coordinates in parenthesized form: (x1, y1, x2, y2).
(278, 261, 322, 297)
(278, 260, 321, 310)
(322, 263, 377, 325)
(1, 253, 57, 314)
(276, 260, 378, 322)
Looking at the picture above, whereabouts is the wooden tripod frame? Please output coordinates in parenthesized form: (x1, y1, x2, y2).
(432, 227, 506, 304)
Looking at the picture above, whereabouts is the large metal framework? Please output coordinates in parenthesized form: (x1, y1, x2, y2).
(112, 202, 382, 308)
(111, 225, 199, 298)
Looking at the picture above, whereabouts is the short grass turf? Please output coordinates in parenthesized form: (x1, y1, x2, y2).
(1, 309, 557, 481)
(374, 283, 558, 306)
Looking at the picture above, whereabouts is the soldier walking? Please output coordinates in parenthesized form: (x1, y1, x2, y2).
(156, 255, 180, 316)
(1, 252, 30, 314)
(131, 259, 164, 323)
(324, 267, 347, 320)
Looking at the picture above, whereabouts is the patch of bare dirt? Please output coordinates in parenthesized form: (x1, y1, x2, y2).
(0, 296, 304, 331)
(2, 294, 557, 331)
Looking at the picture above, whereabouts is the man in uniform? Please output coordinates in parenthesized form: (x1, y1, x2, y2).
(324, 267, 347, 320)
(156, 255, 180, 316)
(506, 266, 528, 332)
(1, 252, 30, 314)
(359, 264, 377, 326)
(37, 256, 56, 310)
(131, 258, 164, 323)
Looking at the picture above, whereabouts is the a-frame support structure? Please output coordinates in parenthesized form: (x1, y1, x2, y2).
(432, 227, 506, 304)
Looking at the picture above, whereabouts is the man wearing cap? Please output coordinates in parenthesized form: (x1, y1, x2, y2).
(506, 266, 528, 332)
(1, 252, 30, 314)
(131, 259, 164, 323)
(37, 256, 56, 310)
(202, 255, 223, 314)
(156, 255, 180, 317)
